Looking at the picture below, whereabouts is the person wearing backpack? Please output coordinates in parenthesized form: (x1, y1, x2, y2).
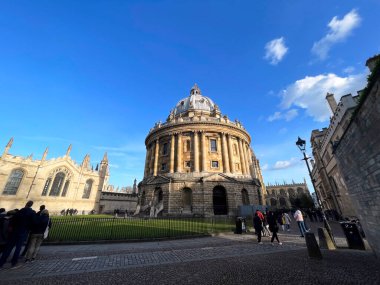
(25, 209, 51, 262)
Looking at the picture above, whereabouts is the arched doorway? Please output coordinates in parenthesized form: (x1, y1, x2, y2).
(182, 187, 192, 212)
(213, 186, 228, 215)
(154, 187, 163, 205)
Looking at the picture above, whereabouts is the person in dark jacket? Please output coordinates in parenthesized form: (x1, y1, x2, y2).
(253, 212, 263, 244)
(21, 204, 46, 257)
(267, 211, 282, 245)
(25, 209, 51, 262)
(0, 201, 36, 268)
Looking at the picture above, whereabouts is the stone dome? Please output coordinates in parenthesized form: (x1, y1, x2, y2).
(172, 84, 218, 116)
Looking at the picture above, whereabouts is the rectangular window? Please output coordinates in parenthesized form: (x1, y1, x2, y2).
(184, 140, 191, 152)
(210, 139, 217, 152)
(161, 163, 167, 171)
(162, 143, 168, 155)
(185, 161, 191, 168)
(211, 161, 219, 168)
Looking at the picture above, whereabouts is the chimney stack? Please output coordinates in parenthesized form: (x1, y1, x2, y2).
(326, 93, 337, 113)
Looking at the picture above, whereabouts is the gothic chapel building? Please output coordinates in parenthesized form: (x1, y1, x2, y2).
(136, 84, 265, 217)
(0, 138, 109, 214)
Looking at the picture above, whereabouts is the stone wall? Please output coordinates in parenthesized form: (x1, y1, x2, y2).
(334, 68, 380, 257)
(99, 192, 138, 214)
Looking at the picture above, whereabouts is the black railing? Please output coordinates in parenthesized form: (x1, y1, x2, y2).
(46, 216, 240, 243)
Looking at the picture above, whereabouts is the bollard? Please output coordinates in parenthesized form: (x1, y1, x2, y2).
(318, 227, 336, 250)
(305, 232, 322, 259)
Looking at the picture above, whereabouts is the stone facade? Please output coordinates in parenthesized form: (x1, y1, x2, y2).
(137, 84, 264, 217)
(99, 192, 138, 214)
(310, 93, 358, 218)
(265, 181, 310, 209)
(334, 55, 380, 257)
(0, 140, 109, 214)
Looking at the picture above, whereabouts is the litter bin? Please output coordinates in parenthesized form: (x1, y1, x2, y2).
(235, 217, 243, 234)
(340, 222, 365, 250)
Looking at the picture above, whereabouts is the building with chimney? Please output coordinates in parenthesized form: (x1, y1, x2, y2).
(334, 54, 380, 257)
(310, 91, 359, 218)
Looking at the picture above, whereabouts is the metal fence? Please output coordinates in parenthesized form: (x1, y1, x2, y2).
(46, 216, 239, 243)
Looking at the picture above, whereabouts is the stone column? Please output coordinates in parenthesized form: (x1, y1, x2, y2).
(144, 146, 150, 177)
(242, 141, 249, 176)
(193, 131, 199, 172)
(176, 133, 182, 173)
(221, 133, 230, 173)
(201, 131, 207, 172)
(227, 134, 235, 173)
(238, 138, 247, 175)
(169, 134, 175, 173)
(153, 138, 160, 176)
(149, 144, 155, 175)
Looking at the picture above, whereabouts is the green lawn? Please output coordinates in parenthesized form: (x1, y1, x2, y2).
(47, 216, 236, 242)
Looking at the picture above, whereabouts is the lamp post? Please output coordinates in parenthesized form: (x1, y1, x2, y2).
(296, 137, 335, 243)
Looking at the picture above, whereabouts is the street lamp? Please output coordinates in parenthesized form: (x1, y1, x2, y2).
(296, 136, 335, 243)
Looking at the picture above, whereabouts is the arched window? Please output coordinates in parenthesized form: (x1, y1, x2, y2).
(3, 169, 24, 195)
(279, 189, 286, 196)
(82, 179, 93, 199)
(61, 180, 70, 197)
(241, 189, 250, 205)
(41, 178, 52, 196)
(49, 172, 65, 196)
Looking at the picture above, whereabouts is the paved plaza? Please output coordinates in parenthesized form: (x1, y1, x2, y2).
(0, 222, 379, 284)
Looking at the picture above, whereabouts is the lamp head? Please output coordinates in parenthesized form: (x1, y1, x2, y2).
(296, 137, 306, 152)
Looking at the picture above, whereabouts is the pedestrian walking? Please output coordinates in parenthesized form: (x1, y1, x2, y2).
(294, 208, 308, 237)
(25, 209, 51, 262)
(0, 201, 36, 269)
(284, 212, 291, 231)
(253, 212, 263, 244)
(267, 211, 282, 245)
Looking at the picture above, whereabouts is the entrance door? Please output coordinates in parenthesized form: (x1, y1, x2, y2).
(213, 186, 228, 215)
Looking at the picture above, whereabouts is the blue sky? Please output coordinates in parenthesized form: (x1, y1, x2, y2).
(1, 0, 379, 190)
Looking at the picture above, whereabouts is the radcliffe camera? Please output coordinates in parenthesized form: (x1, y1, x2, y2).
(0, 1, 379, 284)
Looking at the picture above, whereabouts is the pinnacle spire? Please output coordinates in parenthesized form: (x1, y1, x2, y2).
(102, 152, 108, 162)
(66, 144, 72, 156)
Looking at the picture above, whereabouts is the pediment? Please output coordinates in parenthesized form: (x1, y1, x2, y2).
(145, 175, 171, 185)
(202, 173, 237, 182)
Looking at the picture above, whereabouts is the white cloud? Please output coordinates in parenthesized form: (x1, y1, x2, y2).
(272, 158, 300, 170)
(312, 10, 361, 60)
(343, 66, 355, 74)
(264, 37, 288, 65)
(280, 72, 366, 122)
(267, 109, 298, 122)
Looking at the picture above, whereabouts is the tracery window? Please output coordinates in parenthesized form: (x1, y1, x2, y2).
(41, 178, 52, 196)
(49, 172, 65, 196)
(61, 180, 70, 197)
(82, 179, 93, 199)
(3, 169, 24, 195)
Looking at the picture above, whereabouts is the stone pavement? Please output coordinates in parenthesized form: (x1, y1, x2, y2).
(0, 222, 378, 284)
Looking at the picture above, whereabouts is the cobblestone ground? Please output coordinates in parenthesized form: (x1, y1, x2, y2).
(0, 221, 378, 284)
